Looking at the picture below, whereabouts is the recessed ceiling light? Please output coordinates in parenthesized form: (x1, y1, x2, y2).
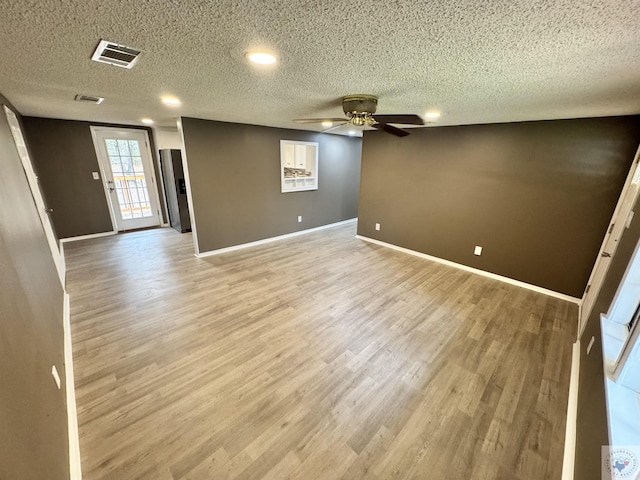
(141, 118, 154, 125)
(321, 121, 333, 127)
(247, 52, 277, 65)
(162, 97, 181, 106)
(424, 111, 441, 120)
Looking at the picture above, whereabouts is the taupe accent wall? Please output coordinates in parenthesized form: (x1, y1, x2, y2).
(358, 116, 640, 297)
(22, 117, 165, 239)
(181, 118, 362, 253)
(0, 95, 69, 479)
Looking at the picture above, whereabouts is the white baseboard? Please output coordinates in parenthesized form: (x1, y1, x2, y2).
(63, 293, 82, 480)
(197, 218, 357, 258)
(60, 231, 116, 244)
(356, 235, 581, 304)
(562, 341, 581, 480)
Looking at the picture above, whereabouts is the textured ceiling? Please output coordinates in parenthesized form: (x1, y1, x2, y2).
(0, 0, 639, 134)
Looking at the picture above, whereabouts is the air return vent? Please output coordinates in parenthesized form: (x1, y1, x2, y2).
(74, 94, 104, 104)
(91, 40, 141, 69)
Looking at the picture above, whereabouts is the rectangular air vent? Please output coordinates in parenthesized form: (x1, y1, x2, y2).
(91, 40, 141, 69)
(74, 94, 104, 104)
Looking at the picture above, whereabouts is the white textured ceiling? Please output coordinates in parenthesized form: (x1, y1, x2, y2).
(0, 0, 639, 134)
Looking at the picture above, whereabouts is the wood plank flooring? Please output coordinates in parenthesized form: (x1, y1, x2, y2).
(65, 223, 577, 480)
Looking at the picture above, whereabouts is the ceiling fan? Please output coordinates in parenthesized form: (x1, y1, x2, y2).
(293, 94, 424, 137)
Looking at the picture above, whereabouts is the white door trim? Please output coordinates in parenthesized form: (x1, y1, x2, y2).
(152, 130, 171, 228)
(177, 118, 200, 255)
(561, 341, 580, 480)
(63, 293, 82, 480)
(90, 126, 118, 233)
(90, 126, 162, 232)
(3, 105, 65, 286)
(579, 143, 640, 337)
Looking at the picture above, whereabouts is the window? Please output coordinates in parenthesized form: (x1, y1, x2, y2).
(280, 140, 318, 193)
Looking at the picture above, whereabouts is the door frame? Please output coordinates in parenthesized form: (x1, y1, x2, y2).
(579, 143, 640, 337)
(3, 105, 65, 285)
(90, 126, 162, 232)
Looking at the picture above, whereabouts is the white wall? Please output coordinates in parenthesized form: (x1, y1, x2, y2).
(154, 127, 183, 150)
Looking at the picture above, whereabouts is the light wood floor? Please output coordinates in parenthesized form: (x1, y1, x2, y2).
(65, 222, 577, 480)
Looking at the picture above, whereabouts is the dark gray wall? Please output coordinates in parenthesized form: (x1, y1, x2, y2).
(358, 116, 640, 297)
(181, 118, 362, 253)
(22, 117, 165, 239)
(0, 96, 69, 479)
(574, 188, 640, 479)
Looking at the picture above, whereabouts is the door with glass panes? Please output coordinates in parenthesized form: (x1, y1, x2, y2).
(91, 127, 161, 231)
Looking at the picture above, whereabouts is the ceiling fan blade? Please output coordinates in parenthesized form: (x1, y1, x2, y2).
(293, 118, 347, 124)
(373, 114, 424, 125)
(320, 122, 349, 134)
(373, 123, 411, 137)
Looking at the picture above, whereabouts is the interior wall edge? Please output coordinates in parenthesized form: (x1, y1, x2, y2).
(63, 293, 81, 480)
(0, 90, 69, 479)
(561, 341, 581, 480)
(177, 117, 200, 255)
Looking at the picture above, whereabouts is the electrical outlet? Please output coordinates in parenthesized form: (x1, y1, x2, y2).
(297, 215, 302, 223)
(92, 171, 100, 180)
(474, 246, 482, 256)
(375, 223, 381, 231)
(51, 365, 61, 389)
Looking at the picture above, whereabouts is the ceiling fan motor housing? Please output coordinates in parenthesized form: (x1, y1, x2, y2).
(342, 94, 378, 116)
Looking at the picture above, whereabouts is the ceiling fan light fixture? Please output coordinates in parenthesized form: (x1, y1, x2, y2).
(351, 115, 367, 127)
(247, 52, 276, 65)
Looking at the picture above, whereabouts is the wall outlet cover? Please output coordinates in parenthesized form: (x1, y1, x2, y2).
(375, 223, 381, 231)
(297, 215, 302, 223)
(474, 246, 482, 255)
(92, 171, 100, 180)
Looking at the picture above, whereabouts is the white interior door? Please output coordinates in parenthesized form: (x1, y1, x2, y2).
(3, 105, 65, 286)
(580, 144, 640, 337)
(91, 127, 161, 231)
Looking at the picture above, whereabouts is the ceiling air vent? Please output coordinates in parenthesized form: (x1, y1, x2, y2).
(74, 94, 104, 104)
(91, 40, 141, 69)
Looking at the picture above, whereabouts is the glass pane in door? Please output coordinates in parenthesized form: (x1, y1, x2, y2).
(104, 139, 153, 220)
